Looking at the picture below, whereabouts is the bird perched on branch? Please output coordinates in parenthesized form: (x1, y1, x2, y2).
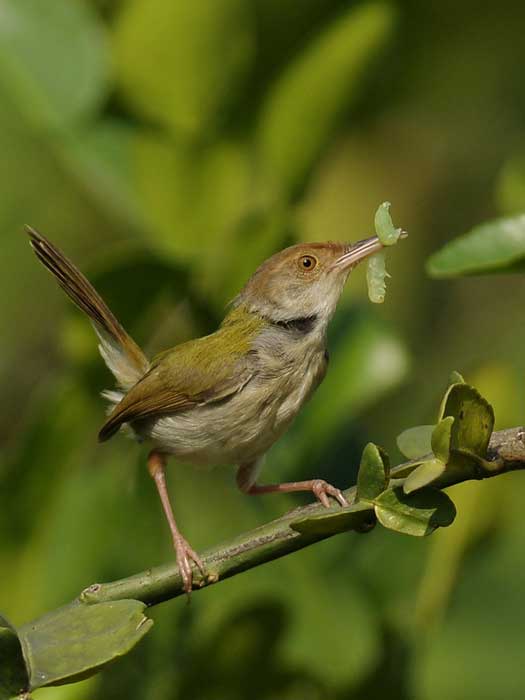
(27, 228, 390, 594)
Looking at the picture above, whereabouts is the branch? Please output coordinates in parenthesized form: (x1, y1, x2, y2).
(81, 426, 525, 608)
(6, 422, 524, 696)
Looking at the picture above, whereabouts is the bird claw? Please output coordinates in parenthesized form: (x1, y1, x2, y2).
(311, 479, 348, 508)
(174, 536, 206, 596)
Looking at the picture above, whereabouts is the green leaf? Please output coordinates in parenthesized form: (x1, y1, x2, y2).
(256, 1, 394, 194)
(19, 600, 152, 689)
(438, 384, 494, 458)
(437, 381, 462, 422)
(113, 0, 254, 137)
(396, 416, 454, 494)
(431, 416, 454, 463)
(357, 443, 390, 500)
(0, 614, 29, 699)
(374, 487, 456, 537)
(449, 370, 465, 384)
(0, 0, 109, 130)
(396, 425, 434, 459)
(426, 213, 525, 277)
(290, 501, 375, 536)
(403, 459, 446, 495)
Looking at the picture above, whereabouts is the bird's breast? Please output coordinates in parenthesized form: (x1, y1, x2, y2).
(272, 348, 327, 427)
(144, 339, 328, 467)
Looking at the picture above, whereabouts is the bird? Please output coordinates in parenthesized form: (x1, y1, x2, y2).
(26, 227, 391, 594)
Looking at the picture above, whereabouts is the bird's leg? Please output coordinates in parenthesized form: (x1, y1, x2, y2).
(236, 461, 348, 508)
(147, 450, 206, 594)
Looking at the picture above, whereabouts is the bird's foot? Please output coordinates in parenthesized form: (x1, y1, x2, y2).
(311, 479, 348, 508)
(173, 534, 206, 595)
(240, 470, 349, 508)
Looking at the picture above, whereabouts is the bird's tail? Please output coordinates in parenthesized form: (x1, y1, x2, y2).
(26, 226, 149, 390)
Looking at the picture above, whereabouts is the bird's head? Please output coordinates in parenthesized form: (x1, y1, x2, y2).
(236, 236, 386, 325)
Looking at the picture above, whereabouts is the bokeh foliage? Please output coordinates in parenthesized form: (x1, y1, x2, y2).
(1, 0, 525, 698)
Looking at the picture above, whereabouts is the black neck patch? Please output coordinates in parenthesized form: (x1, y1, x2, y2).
(274, 315, 318, 334)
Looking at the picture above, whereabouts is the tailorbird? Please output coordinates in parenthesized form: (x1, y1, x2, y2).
(26, 228, 399, 593)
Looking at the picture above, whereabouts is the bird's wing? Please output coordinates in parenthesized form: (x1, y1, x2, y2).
(98, 327, 257, 442)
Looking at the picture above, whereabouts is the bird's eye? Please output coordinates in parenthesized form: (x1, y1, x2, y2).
(299, 255, 317, 271)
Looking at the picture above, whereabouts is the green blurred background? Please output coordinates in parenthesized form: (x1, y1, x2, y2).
(1, 0, 525, 698)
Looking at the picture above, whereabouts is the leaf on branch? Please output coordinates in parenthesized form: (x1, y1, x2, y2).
(399, 380, 495, 493)
(0, 614, 30, 700)
(396, 425, 434, 459)
(403, 458, 446, 495)
(426, 213, 525, 277)
(290, 501, 375, 536)
(449, 370, 465, 384)
(18, 600, 152, 690)
(439, 383, 495, 458)
(357, 442, 390, 500)
(374, 487, 456, 536)
(431, 416, 454, 463)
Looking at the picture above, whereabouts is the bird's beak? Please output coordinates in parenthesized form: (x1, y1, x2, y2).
(332, 233, 407, 271)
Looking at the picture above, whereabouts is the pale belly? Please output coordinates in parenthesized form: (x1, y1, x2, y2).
(139, 351, 326, 467)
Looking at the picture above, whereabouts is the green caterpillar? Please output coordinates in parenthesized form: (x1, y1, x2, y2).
(367, 201, 403, 304)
